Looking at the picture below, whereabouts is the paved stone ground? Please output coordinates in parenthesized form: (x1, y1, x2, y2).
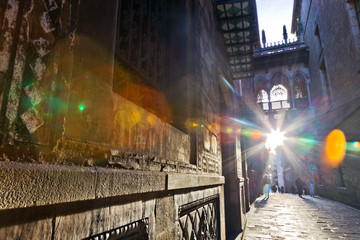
(244, 193, 360, 239)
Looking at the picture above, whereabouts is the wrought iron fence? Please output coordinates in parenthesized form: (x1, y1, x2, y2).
(83, 218, 149, 240)
(178, 195, 220, 240)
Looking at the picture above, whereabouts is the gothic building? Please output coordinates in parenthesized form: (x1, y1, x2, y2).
(0, 0, 259, 239)
(243, 0, 360, 209)
(291, 0, 360, 209)
(1, 0, 360, 239)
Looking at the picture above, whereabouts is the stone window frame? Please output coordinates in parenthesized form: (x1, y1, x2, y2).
(270, 84, 288, 102)
(356, 0, 360, 23)
(345, 0, 360, 68)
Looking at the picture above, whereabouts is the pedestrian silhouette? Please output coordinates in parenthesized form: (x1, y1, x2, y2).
(295, 178, 304, 198)
(308, 178, 315, 197)
(262, 174, 271, 199)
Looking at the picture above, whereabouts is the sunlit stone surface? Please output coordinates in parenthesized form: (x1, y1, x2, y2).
(245, 193, 360, 239)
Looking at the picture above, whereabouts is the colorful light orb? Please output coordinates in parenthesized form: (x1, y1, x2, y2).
(226, 127, 233, 134)
(354, 141, 360, 148)
(115, 103, 142, 129)
(78, 104, 85, 112)
(192, 123, 198, 127)
(236, 128, 241, 134)
(242, 129, 253, 137)
(146, 114, 157, 126)
(252, 130, 262, 139)
(324, 129, 346, 168)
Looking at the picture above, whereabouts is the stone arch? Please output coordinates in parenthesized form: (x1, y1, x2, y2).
(269, 72, 289, 87)
(254, 77, 268, 91)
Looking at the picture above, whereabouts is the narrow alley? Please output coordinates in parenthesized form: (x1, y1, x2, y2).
(244, 193, 360, 239)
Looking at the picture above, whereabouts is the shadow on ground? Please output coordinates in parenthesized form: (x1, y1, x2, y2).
(254, 196, 269, 209)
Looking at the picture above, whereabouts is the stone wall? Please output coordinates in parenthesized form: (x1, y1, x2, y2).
(300, 0, 360, 133)
(298, 0, 360, 208)
(0, 0, 239, 239)
(0, 161, 225, 239)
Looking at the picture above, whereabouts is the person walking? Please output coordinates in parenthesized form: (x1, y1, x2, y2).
(308, 178, 315, 197)
(262, 174, 271, 199)
(295, 178, 304, 198)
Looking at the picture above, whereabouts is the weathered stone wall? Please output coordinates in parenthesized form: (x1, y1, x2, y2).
(0, 0, 192, 169)
(299, 0, 360, 208)
(190, 0, 225, 175)
(0, 161, 225, 239)
(0, 0, 233, 239)
(300, 0, 360, 133)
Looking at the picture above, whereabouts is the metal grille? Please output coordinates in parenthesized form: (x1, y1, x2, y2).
(83, 218, 149, 240)
(115, 0, 168, 86)
(178, 195, 220, 240)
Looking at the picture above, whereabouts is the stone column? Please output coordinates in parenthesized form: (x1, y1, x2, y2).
(289, 79, 295, 108)
(276, 149, 285, 189)
(306, 83, 312, 107)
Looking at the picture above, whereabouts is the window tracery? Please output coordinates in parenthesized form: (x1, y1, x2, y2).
(257, 90, 269, 103)
(270, 84, 288, 102)
(295, 86, 303, 98)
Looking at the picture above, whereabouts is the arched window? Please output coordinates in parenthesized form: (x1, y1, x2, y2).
(257, 90, 269, 103)
(294, 86, 303, 98)
(257, 89, 269, 110)
(270, 84, 290, 109)
(293, 71, 309, 108)
(270, 84, 288, 101)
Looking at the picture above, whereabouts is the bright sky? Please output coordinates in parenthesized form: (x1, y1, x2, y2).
(256, 0, 296, 44)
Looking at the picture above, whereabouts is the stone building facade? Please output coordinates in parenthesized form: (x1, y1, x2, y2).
(241, 38, 317, 197)
(292, 0, 360, 209)
(0, 0, 258, 239)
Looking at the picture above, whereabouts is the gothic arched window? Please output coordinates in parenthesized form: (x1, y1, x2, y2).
(295, 86, 303, 98)
(257, 90, 269, 103)
(270, 84, 290, 109)
(257, 89, 269, 110)
(270, 84, 288, 102)
(293, 72, 309, 108)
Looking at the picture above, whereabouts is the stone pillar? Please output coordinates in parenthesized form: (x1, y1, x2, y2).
(289, 79, 295, 108)
(276, 149, 285, 188)
(306, 83, 313, 107)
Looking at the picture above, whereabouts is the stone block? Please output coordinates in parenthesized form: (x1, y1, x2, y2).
(95, 168, 167, 198)
(0, 218, 53, 240)
(0, 162, 96, 210)
(53, 206, 110, 240)
(155, 195, 175, 240)
(167, 173, 225, 190)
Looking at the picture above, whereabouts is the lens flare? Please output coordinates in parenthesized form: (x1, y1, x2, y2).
(324, 129, 346, 168)
(78, 104, 85, 112)
(242, 129, 253, 137)
(298, 133, 316, 151)
(252, 130, 262, 139)
(226, 127, 233, 133)
(265, 129, 285, 153)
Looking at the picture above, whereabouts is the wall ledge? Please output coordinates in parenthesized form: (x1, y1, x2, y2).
(0, 161, 167, 210)
(167, 173, 225, 190)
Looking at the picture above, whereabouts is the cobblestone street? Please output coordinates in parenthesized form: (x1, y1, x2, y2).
(244, 193, 360, 239)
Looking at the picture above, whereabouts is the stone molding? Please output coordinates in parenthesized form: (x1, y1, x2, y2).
(0, 162, 225, 210)
(167, 173, 225, 190)
(0, 162, 166, 210)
